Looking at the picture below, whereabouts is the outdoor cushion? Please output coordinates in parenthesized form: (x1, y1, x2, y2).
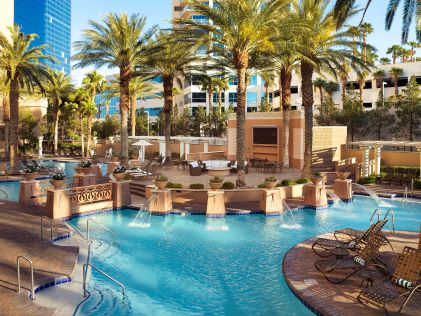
(190, 161, 199, 168)
(395, 278, 413, 289)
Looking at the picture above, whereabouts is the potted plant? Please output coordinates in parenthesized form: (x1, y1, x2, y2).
(80, 160, 93, 174)
(50, 171, 66, 189)
(113, 165, 127, 181)
(154, 175, 168, 189)
(310, 171, 324, 185)
(23, 165, 39, 181)
(336, 171, 351, 180)
(264, 176, 278, 189)
(209, 176, 224, 190)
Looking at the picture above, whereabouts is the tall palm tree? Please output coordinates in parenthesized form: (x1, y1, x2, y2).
(82, 71, 105, 156)
(73, 13, 158, 164)
(313, 78, 327, 105)
(386, 45, 402, 64)
(44, 70, 73, 155)
(407, 41, 420, 62)
(356, 70, 369, 102)
(0, 71, 10, 158)
(213, 77, 229, 113)
(259, 71, 275, 108)
(379, 57, 391, 65)
(372, 69, 386, 88)
(347, 25, 361, 57)
(389, 67, 404, 98)
(144, 30, 199, 164)
(324, 81, 339, 98)
(199, 76, 218, 115)
(0, 25, 53, 171)
(359, 22, 373, 61)
(292, 0, 370, 177)
(174, 0, 291, 185)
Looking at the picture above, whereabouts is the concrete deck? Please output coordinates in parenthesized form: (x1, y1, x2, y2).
(0, 202, 79, 316)
(283, 231, 420, 316)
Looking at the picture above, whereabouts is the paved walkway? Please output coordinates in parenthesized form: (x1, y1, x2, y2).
(283, 230, 420, 316)
(0, 202, 79, 316)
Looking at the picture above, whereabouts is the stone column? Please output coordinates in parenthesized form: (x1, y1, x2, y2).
(149, 189, 172, 215)
(179, 141, 185, 159)
(360, 145, 371, 178)
(38, 136, 44, 158)
(19, 180, 41, 206)
(93, 137, 98, 156)
(259, 189, 283, 215)
(73, 174, 96, 187)
(185, 143, 190, 160)
(111, 180, 132, 209)
(373, 145, 382, 175)
(159, 141, 166, 157)
(45, 189, 71, 219)
(203, 141, 209, 153)
(303, 183, 328, 209)
(206, 191, 225, 217)
(333, 179, 353, 202)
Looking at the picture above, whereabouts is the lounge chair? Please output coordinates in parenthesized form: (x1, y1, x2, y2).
(314, 232, 388, 284)
(189, 161, 202, 176)
(312, 219, 388, 258)
(358, 245, 421, 315)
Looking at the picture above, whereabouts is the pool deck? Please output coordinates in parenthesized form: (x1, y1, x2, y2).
(283, 230, 420, 316)
(0, 201, 78, 316)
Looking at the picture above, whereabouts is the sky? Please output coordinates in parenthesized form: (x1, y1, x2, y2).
(70, 0, 420, 84)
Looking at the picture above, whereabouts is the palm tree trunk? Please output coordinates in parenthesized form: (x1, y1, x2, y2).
(393, 54, 396, 64)
(87, 114, 92, 156)
(53, 106, 59, 156)
(80, 115, 85, 158)
(394, 78, 398, 98)
(301, 61, 314, 178)
(163, 76, 173, 163)
(218, 89, 222, 114)
(3, 97, 10, 159)
(265, 85, 269, 105)
(319, 87, 324, 105)
(9, 79, 20, 173)
(280, 67, 292, 168)
(363, 35, 367, 61)
(131, 95, 137, 137)
(359, 85, 363, 102)
(341, 77, 347, 101)
(119, 70, 131, 165)
(208, 89, 213, 115)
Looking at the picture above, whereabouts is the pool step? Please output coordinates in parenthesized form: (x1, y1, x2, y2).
(130, 182, 146, 197)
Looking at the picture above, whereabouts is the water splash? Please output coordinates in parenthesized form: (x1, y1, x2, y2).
(129, 204, 151, 228)
(326, 190, 345, 206)
(206, 217, 229, 231)
(280, 200, 302, 229)
(353, 183, 393, 208)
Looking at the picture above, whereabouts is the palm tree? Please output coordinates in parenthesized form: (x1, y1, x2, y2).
(389, 67, 404, 98)
(0, 25, 53, 171)
(43, 70, 73, 155)
(386, 45, 402, 64)
(313, 78, 327, 105)
(347, 25, 361, 57)
(292, 0, 369, 177)
(0, 71, 10, 158)
(73, 13, 158, 164)
(356, 70, 368, 101)
(199, 76, 218, 115)
(213, 77, 229, 113)
(324, 81, 339, 98)
(379, 57, 391, 65)
(407, 41, 420, 62)
(144, 30, 199, 164)
(174, 0, 291, 185)
(359, 22, 373, 61)
(260, 71, 275, 108)
(82, 71, 105, 156)
(372, 69, 386, 88)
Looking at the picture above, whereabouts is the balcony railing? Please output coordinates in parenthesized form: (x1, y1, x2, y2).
(69, 183, 112, 205)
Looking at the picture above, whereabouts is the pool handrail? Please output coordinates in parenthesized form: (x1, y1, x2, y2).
(17, 255, 35, 300)
(369, 209, 381, 225)
(86, 218, 115, 241)
(384, 209, 395, 234)
(82, 263, 125, 298)
(40, 216, 54, 242)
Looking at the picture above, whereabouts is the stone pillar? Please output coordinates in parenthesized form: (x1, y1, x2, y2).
(111, 180, 132, 209)
(93, 137, 98, 156)
(206, 191, 225, 217)
(45, 189, 71, 219)
(373, 145, 382, 175)
(180, 141, 185, 159)
(203, 141, 209, 153)
(73, 174, 96, 187)
(19, 180, 41, 206)
(38, 136, 44, 158)
(333, 179, 353, 202)
(149, 189, 172, 215)
(303, 183, 328, 209)
(360, 145, 371, 178)
(159, 141, 166, 157)
(185, 143, 190, 160)
(92, 164, 102, 178)
(259, 189, 283, 215)
(107, 162, 119, 176)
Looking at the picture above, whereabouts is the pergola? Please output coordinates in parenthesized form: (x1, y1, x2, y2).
(348, 140, 421, 178)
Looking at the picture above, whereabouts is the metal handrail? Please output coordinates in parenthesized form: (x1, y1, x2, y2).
(369, 209, 381, 225)
(0, 188, 8, 199)
(41, 216, 54, 242)
(17, 256, 35, 300)
(86, 218, 115, 241)
(384, 209, 396, 234)
(82, 263, 125, 298)
(66, 221, 88, 240)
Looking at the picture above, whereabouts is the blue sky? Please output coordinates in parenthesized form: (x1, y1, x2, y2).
(71, 0, 419, 83)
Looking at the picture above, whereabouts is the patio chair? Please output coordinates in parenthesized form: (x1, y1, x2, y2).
(358, 245, 421, 315)
(314, 232, 388, 284)
(312, 219, 388, 258)
(105, 148, 112, 159)
(189, 161, 202, 176)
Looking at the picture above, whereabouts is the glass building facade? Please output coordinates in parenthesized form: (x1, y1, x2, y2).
(14, 0, 71, 74)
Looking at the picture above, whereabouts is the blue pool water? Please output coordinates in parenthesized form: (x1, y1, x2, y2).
(71, 196, 421, 316)
(0, 160, 108, 201)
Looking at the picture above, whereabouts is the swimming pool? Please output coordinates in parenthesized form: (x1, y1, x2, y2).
(71, 196, 420, 316)
(0, 160, 108, 201)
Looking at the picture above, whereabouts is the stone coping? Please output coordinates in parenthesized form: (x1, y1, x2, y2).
(282, 230, 420, 316)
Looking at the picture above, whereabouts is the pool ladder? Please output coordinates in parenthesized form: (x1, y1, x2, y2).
(16, 255, 35, 300)
(40, 216, 54, 242)
(82, 263, 125, 297)
(370, 209, 395, 234)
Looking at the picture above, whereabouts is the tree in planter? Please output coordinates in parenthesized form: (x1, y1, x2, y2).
(0, 25, 53, 171)
(336, 90, 367, 141)
(315, 97, 339, 126)
(73, 13, 158, 164)
(395, 76, 421, 141)
(43, 70, 73, 156)
(367, 95, 396, 140)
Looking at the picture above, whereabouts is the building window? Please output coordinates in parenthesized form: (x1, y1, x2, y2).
(174, 6, 182, 11)
(247, 92, 257, 105)
(250, 75, 258, 86)
(363, 102, 372, 108)
(191, 75, 204, 85)
(291, 86, 298, 94)
(228, 92, 237, 103)
(192, 92, 206, 103)
(247, 107, 257, 112)
(213, 93, 225, 103)
(197, 45, 207, 55)
(397, 77, 408, 87)
(364, 81, 372, 89)
(192, 15, 209, 24)
(253, 127, 278, 145)
(229, 76, 238, 86)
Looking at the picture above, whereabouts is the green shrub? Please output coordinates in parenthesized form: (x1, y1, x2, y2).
(189, 183, 205, 189)
(295, 178, 309, 184)
(314, 171, 322, 177)
(222, 181, 235, 190)
(165, 182, 183, 189)
(209, 176, 224, 183)
(257, 183, 266, 189)
(358, 175, 377, 184)
(278, 179, 296, 187)
(264, 176, 277, 182)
